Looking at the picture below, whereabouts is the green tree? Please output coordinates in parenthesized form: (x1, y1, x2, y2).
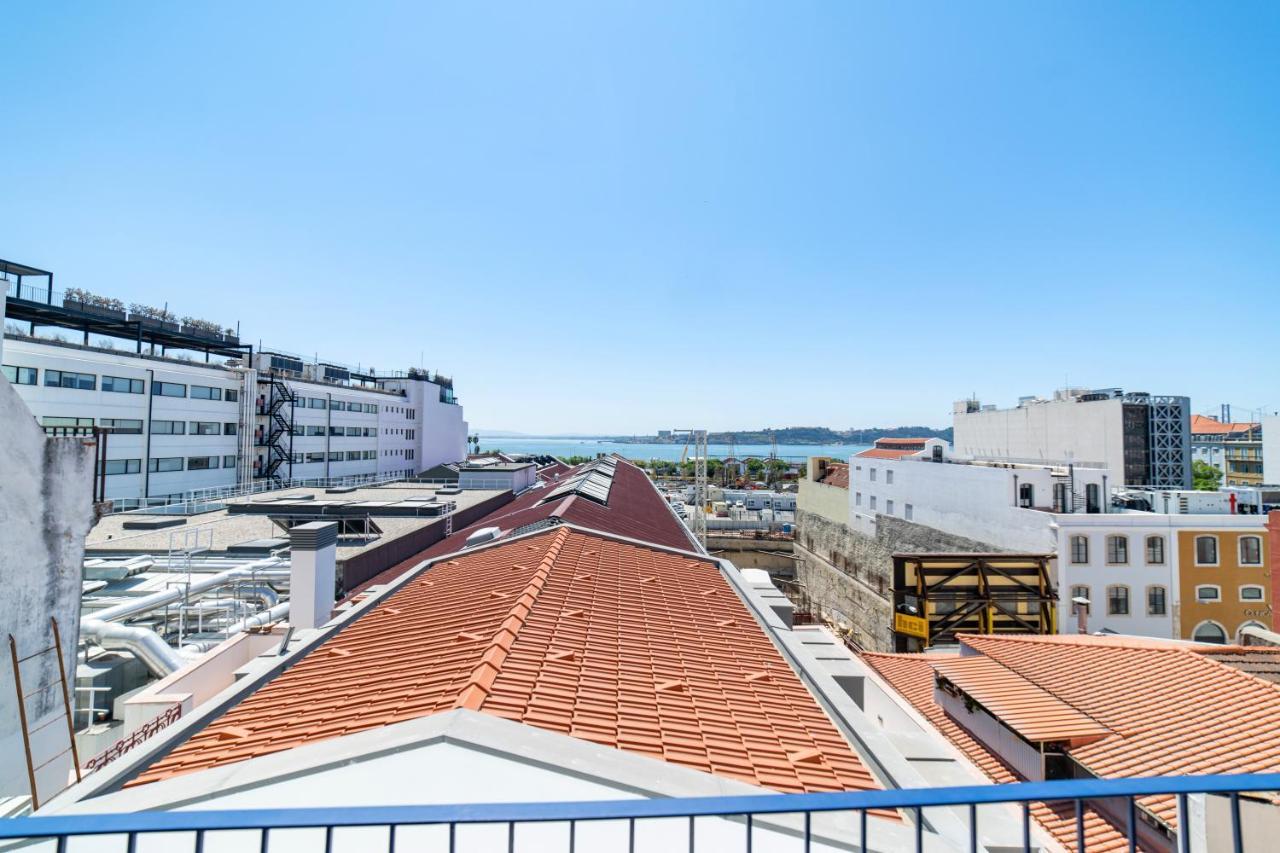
(1192, 460, 1223, 491)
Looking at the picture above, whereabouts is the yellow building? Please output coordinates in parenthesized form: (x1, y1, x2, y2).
(1176, 528, 1272, 642)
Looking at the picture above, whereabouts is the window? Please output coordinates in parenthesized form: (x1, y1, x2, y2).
(369, 404, 378, 414)
(346, 426, 362, 436)
(1070, 535, 1089, 564)
(190, 385, 222, 401)
(855, 492, 862, 506)
(869, 468, 877, 482)
(1145, 536, 1165, 565)
(2, 365, 37, 385)
(869, 496, 877, 511)
(1106, 535, 1129, 565)
(886, 470, 894, 485)
(148, 457, 183, 473)
(152, 381, 186, 398)
(329, 426, 343, 436)
(1070, 585, 1090, 615)
(225, 388, 239, 403)
(1192, 621, 1228, 644)
(330, 400, 345, 411)
(364, 450, 376, 459)
(103, 459, 141, 475)
(1195, 535, 1219, 565)
(223, 423, 238, 435)
(346, 450, 362, 461)
(102, 375, 144, 394)
(306, 452, 325, 463)
(309, 397, 325, 409)
(100, 418, 143, 434)
(1107, 585, 1130, 616)
(187, 456, 216, 471)
(42, 416, 93, 428)
(190, 421, 220, 436)
(1146, 585, 1167, 616)
(44, 369, 96, 390)
(905, 504, 913, 521)
(223, 455, 237, 468)
(329, 451, 342, 461)
(306, 425, 325, 436)
(1086, 482, 1101, 513)
(1240, 536, 1263, 566)
(1240, 585, 1265, 602)
(1018, 482, 1034, 508)
(886, 499, 895, 515)
(1195, 585, 1221, 603)
(150, 420, 186, 435)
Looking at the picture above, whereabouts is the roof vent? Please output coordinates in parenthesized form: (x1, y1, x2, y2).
(465, 526, 501, 547)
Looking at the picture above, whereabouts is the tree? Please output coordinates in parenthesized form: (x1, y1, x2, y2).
(1192, 460, 1223, 491)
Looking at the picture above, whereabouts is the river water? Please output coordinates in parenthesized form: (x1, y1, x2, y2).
(479, 437, 871, 462)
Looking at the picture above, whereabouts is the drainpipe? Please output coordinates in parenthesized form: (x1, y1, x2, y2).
(142, 367, 155, 503)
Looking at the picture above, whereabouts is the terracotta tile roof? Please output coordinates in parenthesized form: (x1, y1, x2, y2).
(930, 656, 1111, 744)
(131, 527, 884, 797)
(817, 462, 849, 489)
(862, 653, 1136, 853)
(854, 448, 919, 460)
(865, 634, 1280, 849)
(1190, 414, 1259, 436)
(1202, 648, 1280, 685)
(346, 457, 698, 597)
(873, 437, 930, 447)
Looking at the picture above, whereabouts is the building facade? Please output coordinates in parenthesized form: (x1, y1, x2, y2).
(1191, 414, 1263, 486)
(953, 388, 1192, 489)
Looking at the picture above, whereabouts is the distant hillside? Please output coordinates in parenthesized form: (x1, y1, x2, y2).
(614, 426, 952, 445)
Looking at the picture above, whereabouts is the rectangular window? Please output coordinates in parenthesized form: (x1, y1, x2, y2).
(187, 456, 216, 471)
(42, 416, 93, 428)
(370, 404, 378, 414)
(309, 397, 325, 409)
(905, 503, 913, 521)
(190, 385, 222, 401)
(886, 469, 894, 484)
(190, 421, 220, 436)
(364, 450, 376, 459)
(225, 388, 239, 402)
(306, 452, 325, 463)
(346, 450, 361, 461)
(307, 425, 325, 436)
(102, 459, 142, 475)
(1147, 586, 1167, 616)
(150, 420, 186, 435)
(2, 365, 38, 385)
(869, 496, 877, 510)
(886, 499, 895, 515)
(855, 492, 861, 506)
(152, 381, 186, 398)
(869, 468, 877, 482)
(148, 457, 183, 473)
(102, 375, 145, 394)
(345, 426, 362, 436)
(1197, 586, 1220, 602)
(1107, 586, 1130, 616)
(223, 423, 238, 435)
(1196, 536, 1219, 565)
(1241, 586, 1264, 601)
(1146, 536, 1165, 565)
(329, 426, 343, 436)
(1070, 585, 1090, 615)
(1240, 537, 1262, 566)
(1070, 536, 1089, 564)
(329, 451, 342, 461)
(1106, 536, 1129, 565)
(45, 369, 97, 390)
(330, 400, 345, 411)
(100, 418, 144, 434)
(223, 455, 237, 468)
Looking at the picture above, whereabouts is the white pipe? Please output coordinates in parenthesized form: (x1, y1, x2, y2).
(81, 619, 185, 677)
(86, 557, 285, 624)
(224, 602, 290, 635)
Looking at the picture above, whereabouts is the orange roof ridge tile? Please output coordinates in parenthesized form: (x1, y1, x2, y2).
(453, 527, 570, 711)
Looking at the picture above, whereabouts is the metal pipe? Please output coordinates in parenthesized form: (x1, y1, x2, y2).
(224, 602, 290, 635)
(81, 619, 185, 677)
(85, 557, 285, 624)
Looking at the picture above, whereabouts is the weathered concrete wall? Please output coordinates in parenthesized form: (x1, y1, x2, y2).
(706, 535, 795, 574)
(793, 509, 1004, 652)
(0, 375, 96, 803)
(797, 470, 850, 527)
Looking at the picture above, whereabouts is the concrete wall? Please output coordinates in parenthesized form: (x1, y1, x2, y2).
(798, 476, 851, 527)
(953, 396, 1125, 474)
(0, 374, 96, 801)
(793, 509, 1001, 652)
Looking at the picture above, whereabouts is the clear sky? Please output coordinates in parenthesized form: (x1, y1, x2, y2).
(2, 2, 1277, 434)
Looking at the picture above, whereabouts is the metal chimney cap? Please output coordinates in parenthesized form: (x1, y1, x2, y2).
(289, 521, 338, 550)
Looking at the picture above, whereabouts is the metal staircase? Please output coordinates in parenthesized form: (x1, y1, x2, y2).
(258, 379, 296, 486)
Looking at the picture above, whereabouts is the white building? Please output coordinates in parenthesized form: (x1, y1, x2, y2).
(953, 388, 1192, 489)
(1264, 414, 1280, 484)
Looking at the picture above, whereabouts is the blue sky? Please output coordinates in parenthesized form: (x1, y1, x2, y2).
(2, 2, 1277, 434)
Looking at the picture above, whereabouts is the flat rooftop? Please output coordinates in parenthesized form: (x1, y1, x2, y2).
(86, 483, 506, 562)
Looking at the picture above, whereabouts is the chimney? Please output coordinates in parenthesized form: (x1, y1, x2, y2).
(289, 521, 338, 630)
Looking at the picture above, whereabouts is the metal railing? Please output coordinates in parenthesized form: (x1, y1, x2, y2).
(0, 774, 1275, 851)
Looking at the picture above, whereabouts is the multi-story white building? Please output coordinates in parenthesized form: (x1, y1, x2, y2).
(952, 387, 1192, 489)
(2, 265, 468, 507)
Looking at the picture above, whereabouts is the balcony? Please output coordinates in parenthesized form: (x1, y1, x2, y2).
(0, 774, 1275, 851)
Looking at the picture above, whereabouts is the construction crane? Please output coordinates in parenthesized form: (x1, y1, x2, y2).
(675, 428, 708, 548)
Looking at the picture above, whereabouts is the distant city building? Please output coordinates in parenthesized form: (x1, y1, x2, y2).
(1263, 414, 1280, 485)
(1190, 414, 1263, 486)
(953, 388, 1192, 489)
(2, 260, 467, 508)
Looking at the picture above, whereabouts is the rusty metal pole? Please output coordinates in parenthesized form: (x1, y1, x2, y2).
(51, 618, 82, 781)
(8, 635, 40, 810)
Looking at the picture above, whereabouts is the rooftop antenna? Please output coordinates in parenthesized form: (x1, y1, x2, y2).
(675, 428, 707, 549)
